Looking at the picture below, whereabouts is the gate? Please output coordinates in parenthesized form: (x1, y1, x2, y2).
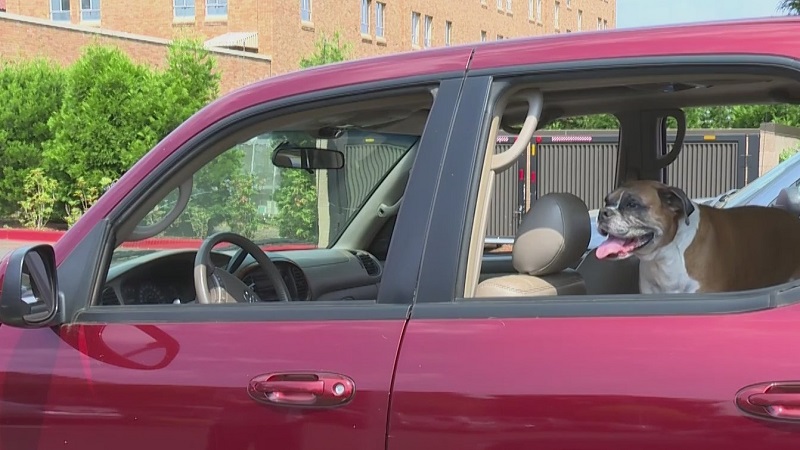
(485, 130, 758, 238)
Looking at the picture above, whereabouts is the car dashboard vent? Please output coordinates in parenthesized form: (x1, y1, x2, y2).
(350, 250, 381, 277)
(288, 264, 310, 300)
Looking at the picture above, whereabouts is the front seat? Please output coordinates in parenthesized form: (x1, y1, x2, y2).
(475, 192, 591, 297)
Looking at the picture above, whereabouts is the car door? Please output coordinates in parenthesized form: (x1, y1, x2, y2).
(0, 74, 468, 450)
(388, 65, 800, 449)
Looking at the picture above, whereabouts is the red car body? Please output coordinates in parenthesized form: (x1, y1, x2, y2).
(3, 17, 800, 450)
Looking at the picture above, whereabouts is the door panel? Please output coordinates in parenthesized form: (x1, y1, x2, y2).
(1, 318, 405, 450)
(388, 303, 800, 450)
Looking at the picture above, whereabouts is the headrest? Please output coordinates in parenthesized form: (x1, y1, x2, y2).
(512, 192, 591, 276)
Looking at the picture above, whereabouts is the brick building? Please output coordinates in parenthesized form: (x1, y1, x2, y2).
(3, 0, 615, 75)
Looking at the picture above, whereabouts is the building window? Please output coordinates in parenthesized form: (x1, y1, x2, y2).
(480, 30, 487, 41)
(173, 0, 195, 18)
(50, 0, 70, 21)
(554, 1, 559, 29)
(496, 34, 504, 40)
(80, 0, 100, 21)
(360, 0, 370, 34)
(206, 0, 227, 17)
(497, 0, 503, 10)
(506, 0, 512, 11)
(566, 0, 570, 7)
(301, 0, 312, 22)
(445, 20, 452, 46)
(597, 17, 602, 29)
(577, 9, 582, 30)
(536, 0, 542, 22)
(411, 12, 420, 47)
(603, 19, 608, 29)
(528, 0, 533, 20)
(376, 2, 385, 38)
(423, 15, 433, 47)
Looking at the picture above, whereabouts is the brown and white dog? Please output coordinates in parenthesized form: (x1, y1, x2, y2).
(595, 180, 800, 294)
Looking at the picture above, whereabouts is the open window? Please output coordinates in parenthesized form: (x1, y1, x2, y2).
(461, 63, 800, 308)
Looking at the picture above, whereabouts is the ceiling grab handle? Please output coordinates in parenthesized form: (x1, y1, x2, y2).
(491, 90, 544, 172)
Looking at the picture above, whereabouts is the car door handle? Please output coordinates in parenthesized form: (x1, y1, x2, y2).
(248, 372, 355, 408)
(736, 381, 800, 420)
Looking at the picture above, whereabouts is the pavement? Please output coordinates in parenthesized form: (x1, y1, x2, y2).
(0, 240, 38, 259)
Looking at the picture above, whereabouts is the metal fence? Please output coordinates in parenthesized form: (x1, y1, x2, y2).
(485, 130, 760, 238)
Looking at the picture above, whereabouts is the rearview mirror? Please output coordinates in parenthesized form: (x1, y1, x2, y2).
(272, 145, 344, 170)
(0, 244, 60, 328)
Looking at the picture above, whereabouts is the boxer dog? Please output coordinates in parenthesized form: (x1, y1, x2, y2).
(595, 180, 800, 294)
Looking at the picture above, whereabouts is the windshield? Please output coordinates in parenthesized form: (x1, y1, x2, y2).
(111, 128, 419, 266)
(722, 151, 800, 207)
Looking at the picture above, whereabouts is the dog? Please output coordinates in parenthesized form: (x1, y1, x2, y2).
(594, 179, 800, 294)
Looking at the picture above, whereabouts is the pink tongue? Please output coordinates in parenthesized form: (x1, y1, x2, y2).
(596, 236, 636, 259)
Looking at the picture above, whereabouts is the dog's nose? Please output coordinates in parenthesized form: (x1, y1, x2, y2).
(600, 207, 611, 218)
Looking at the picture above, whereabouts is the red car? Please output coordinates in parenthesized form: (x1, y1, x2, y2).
(3, 17, 800, 450)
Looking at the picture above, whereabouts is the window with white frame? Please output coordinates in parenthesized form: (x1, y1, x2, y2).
(566, 0, 570, 7)
(376, 2, 385, 38)
(51, 0, 70, 21)
(173, 0, 195, 18)
(536, 0, 542, 22)
(445, 20, 452, 46)
(360, 0, 370, 34)
(80, 0, 100, 21)
(411, 12, 421, 46)
(597, 17, 602, 29)
(301, 0, 312, 22)
(497, 0, 503, 10)
(528, 0, 533, 20)
(206, 0, 227, 17)
(554, 1, 559, 29)
(603, 19, 608, 29)
(506, 0, 512, 11)
(423, 15, 433, 47)
(481, 30, 487, 41)
(496, 34, 504, 40)
(577, 9, 582, 30)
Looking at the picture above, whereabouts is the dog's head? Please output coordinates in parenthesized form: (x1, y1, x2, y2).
(595, 180, 695, 260)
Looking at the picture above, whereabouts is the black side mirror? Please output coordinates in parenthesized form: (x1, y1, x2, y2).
(0, 244, 60, 328)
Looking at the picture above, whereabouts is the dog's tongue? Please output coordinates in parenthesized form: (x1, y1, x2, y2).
(596, 236, 637, 260)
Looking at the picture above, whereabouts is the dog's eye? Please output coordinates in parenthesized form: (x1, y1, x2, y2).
(625, 200, 639, 209)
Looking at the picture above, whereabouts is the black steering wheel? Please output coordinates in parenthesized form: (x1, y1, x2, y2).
(194, 232, 291, 304)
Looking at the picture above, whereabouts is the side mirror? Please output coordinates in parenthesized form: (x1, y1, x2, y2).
(0, 245, 60, 328)
(272, 145, 344, 170)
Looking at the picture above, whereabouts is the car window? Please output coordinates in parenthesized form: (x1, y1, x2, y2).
(95, 89, 435, 307)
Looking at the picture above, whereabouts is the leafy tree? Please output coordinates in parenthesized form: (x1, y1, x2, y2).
(778, 0, 800, 14)
(272, 31, 352, 242)
(0, 59, 64, 218)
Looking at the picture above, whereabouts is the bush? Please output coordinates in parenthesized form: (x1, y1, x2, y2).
(0, 59, 64, 219)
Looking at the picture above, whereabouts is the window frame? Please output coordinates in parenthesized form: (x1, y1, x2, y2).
(376, 2, 386, 38)
(57, 76, 468, 325)
(445, 20, 452, 46)
(301, 0, 312, 22)
(50, 0, 70, 21)
(80, 0, 100, 22)
(423, 15, 433, 48)
(411, 12, 420, 47)
(408, 55, 800, 320)
(173, 0, 195, 18)
(360, 0, 370, 35)
(205, 0, 227, 18)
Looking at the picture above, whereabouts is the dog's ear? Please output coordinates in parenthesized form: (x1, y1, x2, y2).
(658, 186, 695, 225)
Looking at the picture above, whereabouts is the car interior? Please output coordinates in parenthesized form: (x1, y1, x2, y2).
(94, 67, 800, 307)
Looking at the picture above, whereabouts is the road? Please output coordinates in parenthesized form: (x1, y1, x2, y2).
(0, 240, 38, 259)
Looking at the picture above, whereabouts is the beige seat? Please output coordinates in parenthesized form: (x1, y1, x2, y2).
(475, 192, 591, 297)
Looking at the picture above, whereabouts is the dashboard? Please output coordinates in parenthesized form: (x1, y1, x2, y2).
(99, 248, 384, 306)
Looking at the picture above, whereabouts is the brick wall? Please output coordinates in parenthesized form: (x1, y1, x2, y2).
(4, 0, 615, 75)
(0, 12, 271, 96)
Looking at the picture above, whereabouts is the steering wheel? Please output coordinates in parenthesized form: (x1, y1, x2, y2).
(194, 232, 291, 304)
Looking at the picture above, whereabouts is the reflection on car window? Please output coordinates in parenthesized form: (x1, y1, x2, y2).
(133, 128, 418, 251)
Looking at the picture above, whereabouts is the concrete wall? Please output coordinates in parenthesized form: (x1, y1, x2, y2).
(758, 122, 800, 175)
(0, 12, 271, 95)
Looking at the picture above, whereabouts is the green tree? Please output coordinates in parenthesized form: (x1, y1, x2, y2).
(272, 31, 352, 242)
(778, 0, 800, 14)
(0, 59, 64, 219)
